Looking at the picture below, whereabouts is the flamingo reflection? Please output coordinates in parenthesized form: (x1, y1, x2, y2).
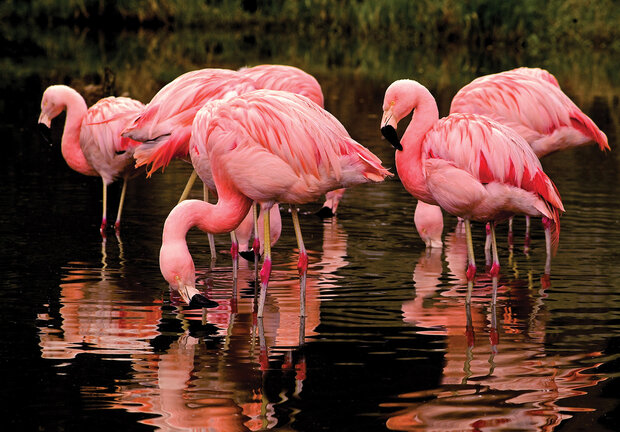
(107, 218, 349, 430)
(390, 229, 604, 431)
(37, 239, 161, 359)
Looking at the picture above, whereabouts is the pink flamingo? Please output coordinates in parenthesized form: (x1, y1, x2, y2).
(451, 67, 609, 252)
(38, 85, 145, 235)
(381, 79, 564, 296)
(414, 200, 444, 248)
(161, 89, 391, 314)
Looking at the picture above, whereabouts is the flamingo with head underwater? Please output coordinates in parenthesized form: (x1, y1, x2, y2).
(381, 79, 564, 295)
(38, 85, 145, 236)
(413, 67, 608, 253)
(160, 89, 391, 315)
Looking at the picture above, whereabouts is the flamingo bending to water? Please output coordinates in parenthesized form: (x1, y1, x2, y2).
(161, 89, 391, 314)
(381, 79, 564, 294)
(38, 85, 145, 235)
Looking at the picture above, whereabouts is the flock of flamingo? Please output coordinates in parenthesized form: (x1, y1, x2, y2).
(38, 64, 609, 318)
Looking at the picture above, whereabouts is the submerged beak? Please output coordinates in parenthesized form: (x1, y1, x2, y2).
(38, 112, 51, 128)
(37, 116, 52, 145)
(175, 278, 218, 309)
(381, 109, 402, 151)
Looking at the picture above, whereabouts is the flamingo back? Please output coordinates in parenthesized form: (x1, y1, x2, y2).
(424, 114, 564, 213)
(124, 68, 257, 174)
(80, 96, 145, 183)
(192, 90, 391, 204)
(239, 64, 324, 107)
(450, 72, 609, 154)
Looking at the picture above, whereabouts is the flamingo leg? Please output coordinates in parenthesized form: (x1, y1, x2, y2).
(114, 178, 128, 232)
(290, 205, 308, 318)
(178, 169, 198, 203)
(203, 185, 217, 261)
(252, 203, 260, 282)
(230, 230, 239, 282)
(257, 207, 272, 318)
(489, 222, 500, 277)
(484, 223, 492, 267)
(464, 219, 476, 303)
(100, 180, 108, 237)
(543, 216, 552, 276)
(524, 215, 531, 254)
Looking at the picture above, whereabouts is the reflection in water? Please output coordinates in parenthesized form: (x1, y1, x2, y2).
(38, 217, 349, 430)
(389, 228, 605, 431)
(38, 238, 161, 359)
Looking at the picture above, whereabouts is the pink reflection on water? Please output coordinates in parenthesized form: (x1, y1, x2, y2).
(389, 226, 605, 431)
(38, 242, 162, 359)
(107, 219, 349, 430)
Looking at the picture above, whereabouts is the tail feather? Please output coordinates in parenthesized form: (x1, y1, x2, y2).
(134, 131, 190, 176)
(570, 110, 609, 151)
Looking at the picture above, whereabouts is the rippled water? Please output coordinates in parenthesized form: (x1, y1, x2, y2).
(2, 28, 619, 431)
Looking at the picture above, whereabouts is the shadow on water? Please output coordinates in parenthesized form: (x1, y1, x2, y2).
(2, 22, 620, 431)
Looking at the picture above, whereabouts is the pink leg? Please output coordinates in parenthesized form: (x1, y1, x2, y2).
(114, 178, 128, 233)
(100, 180, 107, 238)
(488, 223, 500, 278)
(230, 231, 239, 281)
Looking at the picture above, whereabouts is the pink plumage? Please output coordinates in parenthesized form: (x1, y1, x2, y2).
(122, 68, 257, 175)
(414, 201, 444, 248)
(381, 79, 564, 284)
(161, 89, 391, 312)
(450, 68, 609, 157)
(39, 85, 145, 234)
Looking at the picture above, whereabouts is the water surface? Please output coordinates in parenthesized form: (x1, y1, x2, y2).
(1, 25, 619, 431)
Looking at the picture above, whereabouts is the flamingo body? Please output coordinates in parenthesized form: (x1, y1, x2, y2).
(39, 85, 145, 232)
(122, 68, 257, 174)
(163, 89, 391, 307)
(381, 79, 564, 283)
(450, 68, 609, 157)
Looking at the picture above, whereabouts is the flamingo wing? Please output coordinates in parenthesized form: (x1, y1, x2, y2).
(423, 113, 564, 212)
(450, 74, 608, 152)
(239, 64, 324, 107)
(124, 68, 257, 174)
(195, 90, 390, 203)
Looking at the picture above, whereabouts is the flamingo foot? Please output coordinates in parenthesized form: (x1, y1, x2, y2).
(260, 258, 272, 286)
(297, 251, 309, 276)
(489, 262, 500, 277)
(466, 263, 476, 281)
(188, 293, 219, 309)
(316, 206, 335, 219)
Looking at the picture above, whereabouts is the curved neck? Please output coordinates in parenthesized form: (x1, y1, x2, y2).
(162, 187, 253, 246)
(59, 88, 95, 176)
(396, 85, 439, 203)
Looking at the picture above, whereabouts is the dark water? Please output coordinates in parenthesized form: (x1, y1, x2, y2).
(2, 26, 619, 431)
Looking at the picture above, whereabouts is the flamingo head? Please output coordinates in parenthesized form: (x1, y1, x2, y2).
(159, 241, 217, 309)
(381, 79, 430, 151)
(39, 86, 67, 127)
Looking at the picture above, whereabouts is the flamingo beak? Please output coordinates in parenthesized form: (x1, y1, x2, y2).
(381, 109, 402, 150)
(175, 277, 218, 309)
(38, 114, 52, 145)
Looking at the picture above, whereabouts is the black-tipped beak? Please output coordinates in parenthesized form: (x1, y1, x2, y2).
(315, 206, 335, 219)
(38, 122, 52, 144)
(239, 250, 257, 262)
(188, 293, 219, 309)
(381, 125, 402, 151)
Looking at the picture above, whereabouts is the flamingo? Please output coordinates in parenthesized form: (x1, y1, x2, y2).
(414, 200, 444, 248)
(380, 79, 564, 296)
(450, 67, 609, 252)
(239, 64, 347, 219)
(160, 89, 391, 315)
(38, 85, 145, 235)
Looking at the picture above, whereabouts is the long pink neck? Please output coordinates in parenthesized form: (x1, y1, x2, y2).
(395, 84, 439, 203)
(59, 88, 96, 176)
(162, 184, 254, 248)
